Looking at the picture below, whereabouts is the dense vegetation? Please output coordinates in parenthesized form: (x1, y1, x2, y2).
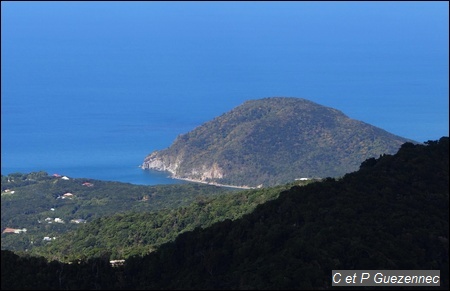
(143, 97, 415, 187)
(26, 181, 312, 261)
(1, 173, 235, 252)
(2, 137, 448, 290)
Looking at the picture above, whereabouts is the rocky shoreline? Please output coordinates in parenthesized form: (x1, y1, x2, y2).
(140, 151, 258, 189)
(140, 156, 256, 189)
(140, 165, 256, 190)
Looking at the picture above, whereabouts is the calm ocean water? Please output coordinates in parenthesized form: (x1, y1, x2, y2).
(1, 2, 448, 185)
(0, 105, 208, 185)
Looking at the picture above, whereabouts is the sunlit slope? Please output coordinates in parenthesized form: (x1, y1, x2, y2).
(142, 97, 415, 187)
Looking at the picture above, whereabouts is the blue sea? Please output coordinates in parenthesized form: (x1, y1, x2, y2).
(1, 2, 448, 185)
(0, 102, 209, 185)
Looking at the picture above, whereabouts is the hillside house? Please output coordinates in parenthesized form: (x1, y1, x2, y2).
(70, 219, 86, 224)
(110, 260, 125, 267)
(54, 218, 64, 223)
(62, 193, 74, 199)
(2, 228, 27, 234)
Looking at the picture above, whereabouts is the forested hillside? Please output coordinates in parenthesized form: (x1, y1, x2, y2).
(26, 180, 314, 261)
(142, 97, 415, 187)
(2, 137, 447, 290)
(1, 173, 234, 252)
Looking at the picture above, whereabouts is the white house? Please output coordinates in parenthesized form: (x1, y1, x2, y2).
(54, 218, 64, 223)
(62, 193, 74, 199)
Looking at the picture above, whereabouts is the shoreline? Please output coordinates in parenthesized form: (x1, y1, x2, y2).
(140, 165, 258, 189)
(170, 176, 257, 190)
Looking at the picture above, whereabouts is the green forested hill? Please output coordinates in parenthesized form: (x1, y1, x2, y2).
(1, 173, 234, 252)
(142, 97, 416, 187)
(129, 137, 450, 289)
(1, 170, 314, 260)
(26, 180, 313, 261)
(2, 137, 448, 290)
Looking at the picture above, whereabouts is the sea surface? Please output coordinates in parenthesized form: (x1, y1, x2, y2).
(0, 105, 207, 185)
(1, 2, 448, 185)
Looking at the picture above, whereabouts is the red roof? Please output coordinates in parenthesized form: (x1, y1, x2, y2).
(2, 228, 17, 233)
